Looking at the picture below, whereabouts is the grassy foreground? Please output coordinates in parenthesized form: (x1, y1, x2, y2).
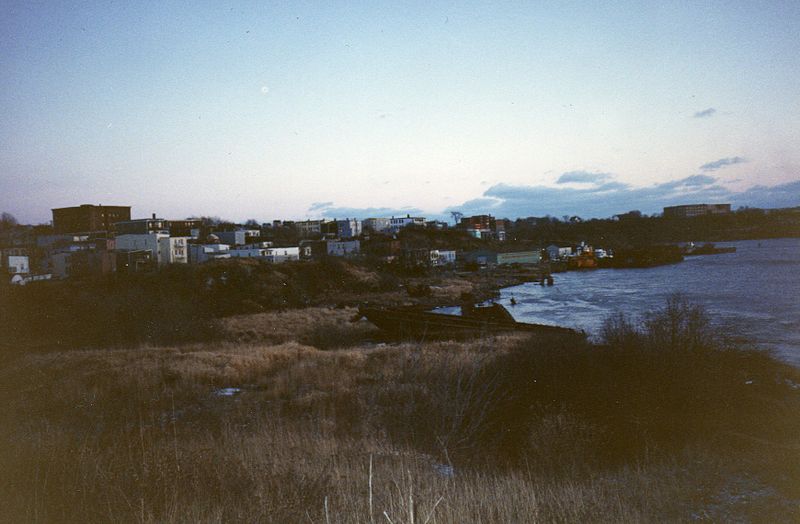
(1, 300, 799, 522)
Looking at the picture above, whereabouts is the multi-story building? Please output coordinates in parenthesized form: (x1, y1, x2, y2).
(116, 233, 188, 266)
(663, 203, 731, 218)
(389, 215, 425, 233)
(362, 217, 391, 233)
(459, 214, 506, 240)
(114, 215, 169, 235)
(168, 219, 203, 238)
(296, 220, 328, 238)
(52, 204, 131, 233)
(333, 218, 362, 239)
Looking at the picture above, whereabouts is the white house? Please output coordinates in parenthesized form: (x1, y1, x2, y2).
(6, 255, 30, 274)
(546, 245, 573, 260)
(430, 250, 456, 266)
(116, 233, 189, 266)
(159, 236, 189, 265)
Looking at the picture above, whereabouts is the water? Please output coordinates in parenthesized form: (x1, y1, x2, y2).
(497, 238, 800, 365)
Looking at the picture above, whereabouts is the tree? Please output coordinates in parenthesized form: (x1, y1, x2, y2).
(0, 212, 18, 230)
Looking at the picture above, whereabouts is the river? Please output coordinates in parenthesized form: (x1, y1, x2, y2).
(496, 238, 800, 365)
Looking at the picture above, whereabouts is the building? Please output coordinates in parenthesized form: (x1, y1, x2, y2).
(52, 204, 131, 234)
(399, 249, 455, 267)
(431, 250, 456, 267)
(168, 219, 203, 238)
(389, 215, 425, 233)
(663, 203, 731, 218)
(326, 239, 360, 257)
(460, 250, 540, 266)
(114, 215, 169, 235)
(5, 255, 30, 274)
(496, 251, 541, 265)
(333, 218, 362, 239)
(546, 245, 573, 260)
(229, 245, 300, 263)
(308, 239, 361, 258)
(362, 217, 391, 233)
(216, 230, 260, 246)
(116, 233, 188, 266)
(116, 250, 155, 273)
(296, 220, 328, 238)
(188, 243, 231, 264)
(158, 237, 188, 265)
(426, 220, 449, 230)
(459, 214, 506, 240)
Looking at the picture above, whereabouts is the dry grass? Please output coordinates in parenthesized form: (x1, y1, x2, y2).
(2, 303, 800, 522)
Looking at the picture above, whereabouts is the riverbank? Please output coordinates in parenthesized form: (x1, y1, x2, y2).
(2, 297, 799, 522)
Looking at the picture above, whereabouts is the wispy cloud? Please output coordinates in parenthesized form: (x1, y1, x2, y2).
(556, 170, 612, 184)
(305, 202, 424, 219)
(700, 157, 747, 171)
(308, 201, 334, 211)
(693, 108, 717, 118)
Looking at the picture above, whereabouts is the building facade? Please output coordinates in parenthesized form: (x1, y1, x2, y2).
(52, 204, 131, 234)
(663, 203, 731, 218)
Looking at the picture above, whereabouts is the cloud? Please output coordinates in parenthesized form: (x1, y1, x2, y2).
(306, 176, 800, 224)
(556, 171, 612, 184)
(682, 174, 717, 186)
(700, 157, 747, 171)
(305, 202, 425, 219)
(308, 201, 334, 211)
(693, 108, 716, 118)
(445, 172, 799, 219)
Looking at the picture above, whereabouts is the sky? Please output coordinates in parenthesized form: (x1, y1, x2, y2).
(1, 1, 799, 224)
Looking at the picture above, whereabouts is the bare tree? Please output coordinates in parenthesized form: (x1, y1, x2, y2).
(0, 212, 18, 230)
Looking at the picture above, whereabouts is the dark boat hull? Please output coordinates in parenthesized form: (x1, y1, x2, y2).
(358, 306, 580, 339)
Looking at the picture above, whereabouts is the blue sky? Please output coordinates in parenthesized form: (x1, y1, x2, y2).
(2, 1, 799, 223)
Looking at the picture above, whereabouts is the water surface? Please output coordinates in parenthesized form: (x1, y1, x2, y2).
(497, 238, 800, 365)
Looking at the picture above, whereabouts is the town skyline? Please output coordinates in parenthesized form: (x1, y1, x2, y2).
(3, 2, 800, 224)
